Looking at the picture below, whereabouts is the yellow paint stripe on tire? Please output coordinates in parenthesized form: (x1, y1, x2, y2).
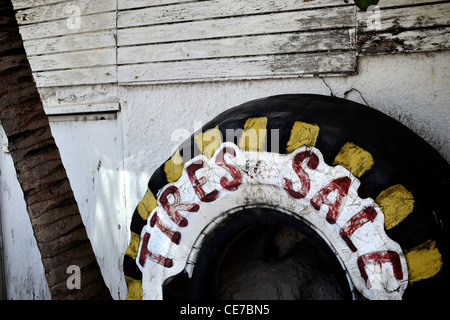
(238, 117, 267, 152)
(194, 126, 222, 158)
(137, 188, 158, 220)
(333, 142, 374, 178)
(124, 231, 141, 260)
(286, 121, 320, 153)
(125, 276, 143, 300)
(404, 240, 443, 284)
(164, 150, 184, 183)
(376, 184, 414, 230)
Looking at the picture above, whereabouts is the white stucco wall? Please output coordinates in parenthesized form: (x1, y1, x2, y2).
(0, 50, 449, 299)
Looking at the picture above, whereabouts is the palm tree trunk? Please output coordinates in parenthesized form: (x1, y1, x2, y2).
(0, 0, 112, 299)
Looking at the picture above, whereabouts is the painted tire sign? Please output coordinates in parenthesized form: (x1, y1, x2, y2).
(123, 94, 448, 300)
(137, 143, 408, 300)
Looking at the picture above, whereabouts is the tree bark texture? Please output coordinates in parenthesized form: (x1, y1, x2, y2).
(0, 0, 112, 299)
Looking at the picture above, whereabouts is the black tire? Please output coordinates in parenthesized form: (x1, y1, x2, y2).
(124, 94, 449, 300)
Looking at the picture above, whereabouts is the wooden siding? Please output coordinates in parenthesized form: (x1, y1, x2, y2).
(117, 0, 357, 84)
(118, 51, 357, 84)
(12, 0, 450, 87)
(44, 102, 120, 116)
(13, 0, 117, 88)
(357, 0, 450, 55)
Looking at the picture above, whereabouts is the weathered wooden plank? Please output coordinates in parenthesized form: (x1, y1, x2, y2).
(12, 0, 67, 10)
(15, 0, 116, 25)
(118, 0, 350, 28)
(33, 66, 117, 87)
(377, 0, 445, 9)
(44, 102, 120, 115)
(118, 51, 356, 84)
(358, 27, 450, 55)
(118, 6, 355, 46)
(118, 0, 205, 10)
(358, 3, 450, 32)
(11, 0, 440, 11)
(117, 0, 357, 84)
(28, 48, 116, 71)
(118, 29, 354, 64)
(18, 11, 116, 40)
(357, 2, 450, 55)
(23, 30, 116, 55)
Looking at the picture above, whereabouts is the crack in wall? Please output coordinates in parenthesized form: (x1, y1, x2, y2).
(319, 77, 370, 108)
(320, 77, 335, 97)
(343, 88, 370, 107)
